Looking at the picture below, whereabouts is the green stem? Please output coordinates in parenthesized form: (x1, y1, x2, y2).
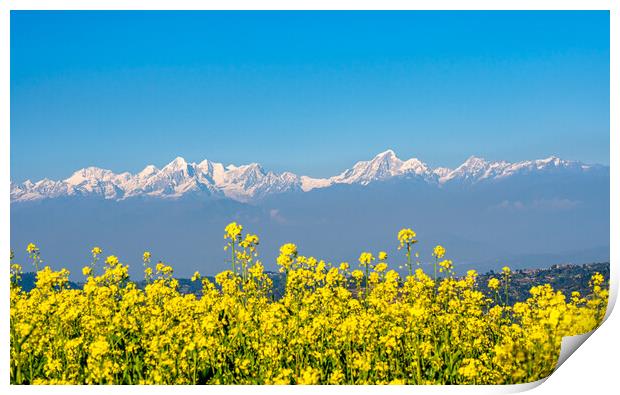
(231, 242, 236, 274)
(364, 265, 369, 299)
(407, 245, 412, 276)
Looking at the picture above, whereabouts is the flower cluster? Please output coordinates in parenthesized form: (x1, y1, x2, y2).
(9, 225, 609, 385)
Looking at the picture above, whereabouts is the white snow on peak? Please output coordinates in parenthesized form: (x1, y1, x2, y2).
(440, 156, 510, 184)
(330, 149, 434, 186)
(65, 167, 114, 185)
(432, 167, 452, 178)
(10, 151, 601, 203)
(168, 156, 187, 166)
(300, 176, 333, 192)
(438, 155, 584, 184)
(138, 165, 159, 178)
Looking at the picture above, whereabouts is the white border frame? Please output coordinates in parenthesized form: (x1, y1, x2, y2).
(1, 2, 616, 394)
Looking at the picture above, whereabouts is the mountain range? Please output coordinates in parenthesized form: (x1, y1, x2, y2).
(10, 150, 609, 279)
(10, 149, 605, 203)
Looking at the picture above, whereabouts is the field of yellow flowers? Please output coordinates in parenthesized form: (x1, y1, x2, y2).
(10, 223, 608, 385)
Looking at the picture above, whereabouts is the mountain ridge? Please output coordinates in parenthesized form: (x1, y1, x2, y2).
(10, 150, 606, 203)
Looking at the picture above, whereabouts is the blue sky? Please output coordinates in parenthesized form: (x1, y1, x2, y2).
(11, 11, 609, 182)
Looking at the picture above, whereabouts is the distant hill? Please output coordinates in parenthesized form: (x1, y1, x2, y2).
(16, 262, 609, 306)
(476, 262, 610, 305)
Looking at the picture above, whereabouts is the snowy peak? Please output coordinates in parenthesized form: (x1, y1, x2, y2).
(165, 156, 188, 169)
(65, 167, 115, 184)
(138, 165, 159, 178)
(330, 150, 433, 186)
(300, 176, 333, 192)
(440, 156, 509, 184)
(461, 156, 489, 170)
(213, 162, 301, 202)
(60, 167, 127, 200)
(437, 155, 591, 185)
(371, 148, 401, 164)
(10, 151, 604, 203)
(160, 156, 193, 177)
(433, 167, 452, 178)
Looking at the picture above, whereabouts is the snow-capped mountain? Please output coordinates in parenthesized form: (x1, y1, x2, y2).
(11, 156, 303, 203)
(437, 155, 597, 184)
(299, 149, 434, 191)
(10, 150, 604, 203)
(329, 149, 435, 186)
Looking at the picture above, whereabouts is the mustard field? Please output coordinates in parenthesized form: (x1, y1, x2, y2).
(9, 223, 608, 384)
